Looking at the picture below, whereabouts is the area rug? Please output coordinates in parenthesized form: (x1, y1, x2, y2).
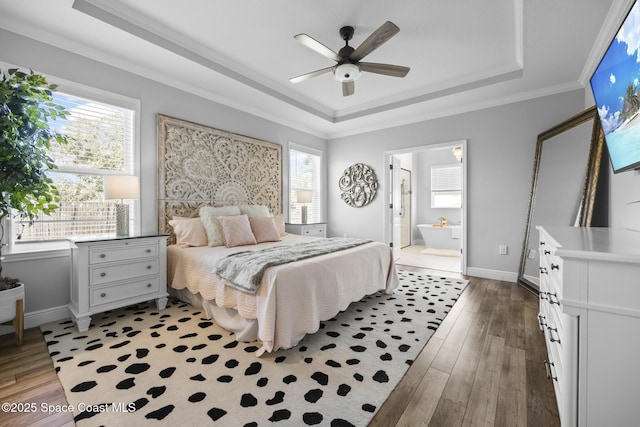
(41, 270, 467, 426)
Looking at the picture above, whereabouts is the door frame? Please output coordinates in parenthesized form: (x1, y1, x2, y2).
(383, 140, 468, 275)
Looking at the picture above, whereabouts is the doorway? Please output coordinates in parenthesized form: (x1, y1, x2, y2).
(384, 141, 467, 275)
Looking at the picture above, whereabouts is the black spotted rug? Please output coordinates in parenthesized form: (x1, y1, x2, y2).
(41, 270, 467, 426)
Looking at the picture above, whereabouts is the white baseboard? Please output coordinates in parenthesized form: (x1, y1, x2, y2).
(25, 305, 70, 329)
(0, 305, 70, 338)
(466, 267, 518, 283)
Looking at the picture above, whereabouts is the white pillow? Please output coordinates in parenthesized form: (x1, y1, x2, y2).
(199, 206, 241, 247)
(168, 217, 208, 247)
(273, 213, 286, 237)
(239, 204, 270, 218)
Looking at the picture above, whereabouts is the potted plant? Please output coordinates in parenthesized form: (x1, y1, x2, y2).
(0, 68, 68, 331)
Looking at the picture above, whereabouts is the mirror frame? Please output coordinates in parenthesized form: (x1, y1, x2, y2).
(517, 106, 605, 291)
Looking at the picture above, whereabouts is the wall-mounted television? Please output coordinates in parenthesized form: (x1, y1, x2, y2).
(590, 0, 640, 173)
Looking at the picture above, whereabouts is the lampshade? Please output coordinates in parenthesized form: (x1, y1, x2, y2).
(297, 190, 312, 204)
(104, 175, 140, 200)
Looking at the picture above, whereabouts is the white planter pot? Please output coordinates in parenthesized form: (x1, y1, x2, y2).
(0, 282, 24, 323)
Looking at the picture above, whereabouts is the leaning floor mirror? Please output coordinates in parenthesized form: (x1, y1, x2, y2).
(518, 106, 606, 291)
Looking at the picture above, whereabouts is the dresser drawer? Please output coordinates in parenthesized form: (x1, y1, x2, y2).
(91, 277, 159, 307)
(301, 225, 326, 237)
(90, 243, 158, 264)
(285, 223, 327, 237)
(90, 259, 159, 285)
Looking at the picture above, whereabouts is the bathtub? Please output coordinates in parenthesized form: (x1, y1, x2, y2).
(417, 224, 461, 250)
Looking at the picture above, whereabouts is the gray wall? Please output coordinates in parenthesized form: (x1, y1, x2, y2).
(0, 29, 326, 324)
(327, 91, 587, 278)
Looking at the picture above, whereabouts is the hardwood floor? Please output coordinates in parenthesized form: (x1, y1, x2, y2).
(0, 267, 559, 427)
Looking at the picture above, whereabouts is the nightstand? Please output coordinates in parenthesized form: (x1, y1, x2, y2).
(68, 233, 169, 332)
(285, 222, 327, 238)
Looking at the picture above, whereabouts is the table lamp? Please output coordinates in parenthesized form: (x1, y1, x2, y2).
(297, 190, 312, 224)
(104, 175, 139, 236)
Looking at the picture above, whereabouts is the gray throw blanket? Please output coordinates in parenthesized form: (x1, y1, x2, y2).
(214, 237, 371, 293)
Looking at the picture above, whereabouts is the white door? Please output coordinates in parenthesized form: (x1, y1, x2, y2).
(391, 156, 402, 260)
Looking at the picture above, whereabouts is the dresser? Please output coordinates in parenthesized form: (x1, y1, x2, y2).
(68, 233, 169, 332)
(285, 222, 327, 238)
(537, 226, 640, 427)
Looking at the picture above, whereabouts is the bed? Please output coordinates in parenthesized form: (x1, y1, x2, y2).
(167, 232, 398, 354)
(157, 114, 398, 354)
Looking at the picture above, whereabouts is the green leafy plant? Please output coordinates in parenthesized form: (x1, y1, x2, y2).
(0, 68, 68, 284)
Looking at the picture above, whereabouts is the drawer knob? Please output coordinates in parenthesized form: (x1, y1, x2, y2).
(100, 253, 106, 258)
(539, 267, 548, 275)
(147, 265, 152, 270)
(547, 292, 560, 305)
(540, 241, 546, 246)
(146, 249, 152, 253)
(551, 264, 560, 271)
(100, 293, 106, 298)
(544, 250, 551, 255)
(100, 272, 106, 277)
(147, 283, 152, 288)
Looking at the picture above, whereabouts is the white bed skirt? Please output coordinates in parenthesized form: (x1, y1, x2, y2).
(170, 287, 260, 343)
(171, 287, 309, 351)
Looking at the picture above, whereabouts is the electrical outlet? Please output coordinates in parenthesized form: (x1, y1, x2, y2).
(528, 249, 536, 259)
(499, 245, 508, 255)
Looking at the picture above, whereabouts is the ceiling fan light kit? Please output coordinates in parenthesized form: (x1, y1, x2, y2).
(333, 63, 361, 82)
(291, 21, 410, 96)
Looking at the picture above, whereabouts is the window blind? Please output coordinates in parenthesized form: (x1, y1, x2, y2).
(289, 144, 322, 223)
(16, 91, 138, 242)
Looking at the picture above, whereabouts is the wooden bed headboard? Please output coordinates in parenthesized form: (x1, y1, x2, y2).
(157, 114, 282, 243)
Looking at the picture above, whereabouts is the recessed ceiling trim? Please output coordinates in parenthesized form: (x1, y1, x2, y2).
(72, 0, 335, 122)
(335, 65, 524, 123)
(72, 0, 527, 126)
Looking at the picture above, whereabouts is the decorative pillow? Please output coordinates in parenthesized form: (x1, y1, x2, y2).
(249, 216, 281, 243)
(199, 206, 242, 247)
(168, 217, 208, 247)
(218, 214, 257, 247)
(273, 213, 286, 237)
(239, 204, 270, 218)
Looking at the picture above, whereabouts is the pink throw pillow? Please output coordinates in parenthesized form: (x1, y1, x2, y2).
(250, 216, 281, 243)
(218, 215, 257, 247)
(169, 217, 208, 247)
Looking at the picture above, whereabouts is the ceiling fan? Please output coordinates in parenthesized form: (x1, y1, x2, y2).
(290, 21, 410, 96)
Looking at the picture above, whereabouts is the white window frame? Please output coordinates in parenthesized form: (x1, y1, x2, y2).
(288, 143, 322, 224)
(5, 76, 141, 251)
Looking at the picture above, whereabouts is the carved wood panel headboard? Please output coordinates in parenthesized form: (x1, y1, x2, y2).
(157, 114, 282, 243)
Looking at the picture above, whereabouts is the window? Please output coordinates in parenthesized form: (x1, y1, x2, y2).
(14, 88, 139, 242)
(431, 164, 462, 208)
(289, 144, 322, 223)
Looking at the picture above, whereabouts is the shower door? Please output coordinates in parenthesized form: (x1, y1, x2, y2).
(400, 168, 411, 248)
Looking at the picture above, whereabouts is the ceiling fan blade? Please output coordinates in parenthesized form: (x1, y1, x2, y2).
(349, 21, 400, 62)
(360, 62, 410, 78)
(289, 66, 333, 83)
(294, 33, 341, 62)
(342, 81, 355, 96)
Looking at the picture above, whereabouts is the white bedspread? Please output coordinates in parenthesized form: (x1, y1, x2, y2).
(167, 234, 399, 354)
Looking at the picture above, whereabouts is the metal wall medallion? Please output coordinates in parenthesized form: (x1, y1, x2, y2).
(339, 163, 378, 207)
